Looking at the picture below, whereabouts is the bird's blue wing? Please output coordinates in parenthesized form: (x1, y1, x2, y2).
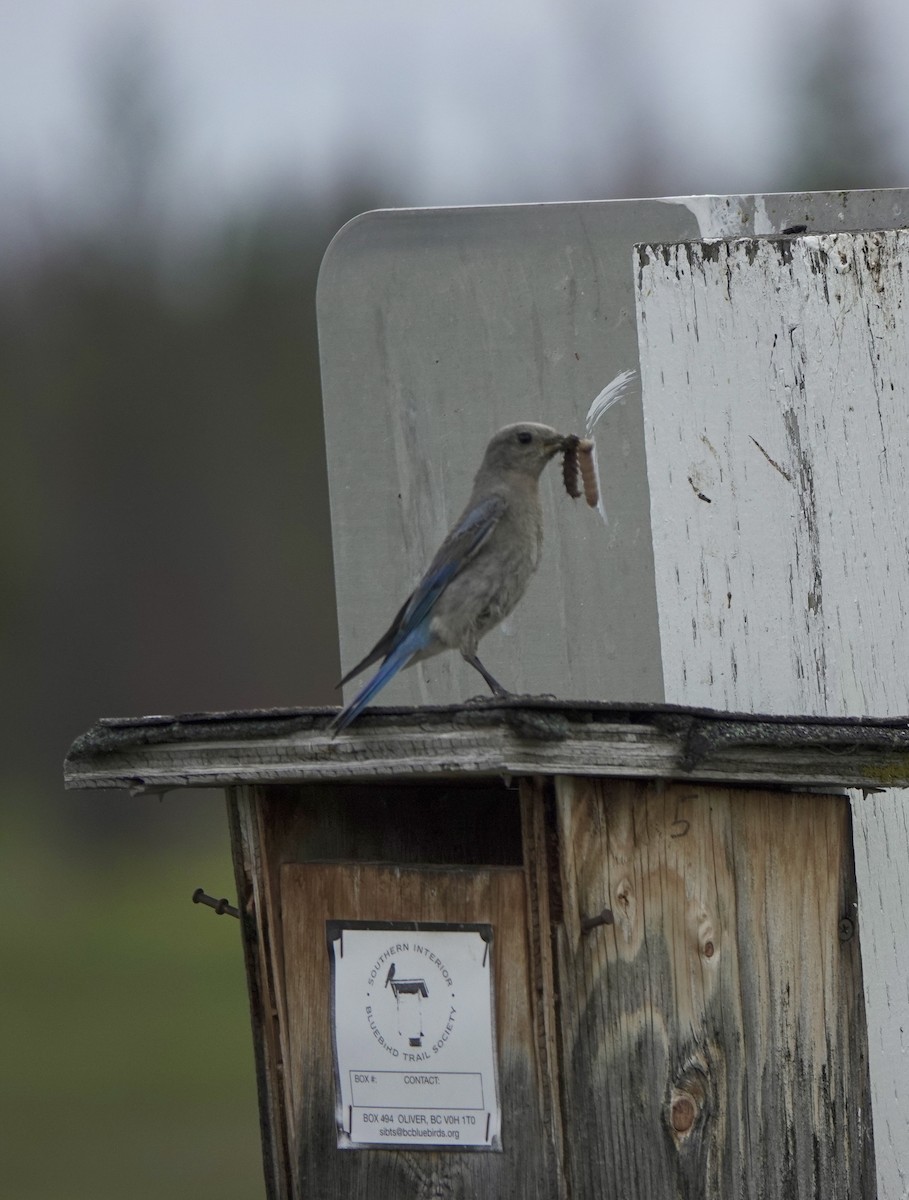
(398, 494, 505, 633)
(331, 494, 505, 734)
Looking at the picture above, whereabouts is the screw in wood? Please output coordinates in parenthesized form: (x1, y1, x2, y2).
(580, 907, 615, 934)
(192, 887, 240, 919)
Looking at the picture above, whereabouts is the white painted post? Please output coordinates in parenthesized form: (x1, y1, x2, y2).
(636, 229, 909, 1199)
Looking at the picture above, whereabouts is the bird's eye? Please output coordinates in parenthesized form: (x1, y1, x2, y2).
(517, 430, 533, 445)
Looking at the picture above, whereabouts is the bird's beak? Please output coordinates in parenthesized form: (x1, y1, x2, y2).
(546, 432, 572, 457)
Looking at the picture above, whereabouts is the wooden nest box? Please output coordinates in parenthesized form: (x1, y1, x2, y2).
(65, 700, 909, 1198)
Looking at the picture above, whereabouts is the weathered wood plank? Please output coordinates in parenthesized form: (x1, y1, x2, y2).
(520, 778, 568, 1200)
(848, 787, 909, 1198)
(63, 704, 909, 792)
(279, 863, 558, 1200)
(226, 788, 294, 1200)
(250, 790, 299, 1132)
(552, 778, 874, 1198)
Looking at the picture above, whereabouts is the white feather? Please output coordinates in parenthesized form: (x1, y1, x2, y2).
(585, 368, 636, 437)
(583, 369, 637, 525)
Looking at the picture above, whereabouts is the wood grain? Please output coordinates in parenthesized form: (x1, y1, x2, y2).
(553, 778, 874, 1198)
(63, 705, 909, 792)
(848, 786, 909, 1197)
(227, 788, 294, 1200)
(520, 777, 568, 1199)
(280, 862, 559, 1200)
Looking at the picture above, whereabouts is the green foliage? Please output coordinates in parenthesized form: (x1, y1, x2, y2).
(1, 794, 264, 1199)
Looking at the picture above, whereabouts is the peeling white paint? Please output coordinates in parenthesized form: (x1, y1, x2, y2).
(751, 194, 774, 235)
(655, 192, 795, 238)
(636, 229, 909, 1200)
(637, 230, 909, 717)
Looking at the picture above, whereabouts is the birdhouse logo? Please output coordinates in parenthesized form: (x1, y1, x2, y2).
(384, 962, 429, 1046)
(364, 940, 458, 1063)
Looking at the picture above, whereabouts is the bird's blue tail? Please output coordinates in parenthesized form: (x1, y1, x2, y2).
(330, 624, 430, 734)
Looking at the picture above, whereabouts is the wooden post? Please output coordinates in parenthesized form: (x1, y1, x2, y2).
(66, 704, 909, 1198)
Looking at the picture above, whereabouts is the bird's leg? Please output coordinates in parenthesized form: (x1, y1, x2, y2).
(463, 652, 510, 697)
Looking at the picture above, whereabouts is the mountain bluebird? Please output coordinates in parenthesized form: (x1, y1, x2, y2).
(331, 422, 569, 732)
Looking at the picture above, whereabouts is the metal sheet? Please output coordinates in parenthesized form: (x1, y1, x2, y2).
(318, 189, 909, 707)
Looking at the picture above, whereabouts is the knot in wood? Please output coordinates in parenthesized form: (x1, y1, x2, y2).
(667, 1058, 709, 1147)
(670, 1095, 696, 1134)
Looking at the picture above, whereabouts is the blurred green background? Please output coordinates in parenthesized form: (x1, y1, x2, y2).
(1, 187, 357, 1194)
(1, 3, 903, 1196)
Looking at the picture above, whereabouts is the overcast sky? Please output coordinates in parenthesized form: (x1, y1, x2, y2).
(2, 0, 907, 240)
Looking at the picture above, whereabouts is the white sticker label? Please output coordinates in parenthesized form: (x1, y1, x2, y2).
(327, 923, 501, 1150)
